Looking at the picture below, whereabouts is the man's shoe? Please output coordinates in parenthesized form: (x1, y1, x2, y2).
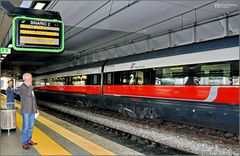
(23, 144, 30, 150)
(28, 140, 38, 146)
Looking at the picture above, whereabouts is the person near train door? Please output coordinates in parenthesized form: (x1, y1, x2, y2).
(18, 73, 39, 150)
(6, 80, 15, 109)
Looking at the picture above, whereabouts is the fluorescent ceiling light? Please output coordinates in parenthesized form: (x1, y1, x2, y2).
(20, 1, 33, 8)
(34, 3, 45, 10)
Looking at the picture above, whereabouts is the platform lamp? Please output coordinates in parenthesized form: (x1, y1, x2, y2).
(30, 1, 51, 10)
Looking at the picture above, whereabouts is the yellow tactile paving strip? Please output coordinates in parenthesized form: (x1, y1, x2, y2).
(1, 94, 115, 155)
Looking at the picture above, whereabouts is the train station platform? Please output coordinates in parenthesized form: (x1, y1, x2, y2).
(0, 94, 143, 155)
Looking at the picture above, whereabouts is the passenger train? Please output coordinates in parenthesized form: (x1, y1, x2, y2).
(33, 37, 239, 133)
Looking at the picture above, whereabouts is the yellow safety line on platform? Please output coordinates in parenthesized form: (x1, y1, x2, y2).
(1, 94, 71, 156)
(12, 96, 115, 155)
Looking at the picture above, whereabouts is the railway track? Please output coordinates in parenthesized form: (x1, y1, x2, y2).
(92, 107, 239, 144)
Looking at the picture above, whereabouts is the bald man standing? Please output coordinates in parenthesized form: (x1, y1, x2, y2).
(18, 73, 38, 150)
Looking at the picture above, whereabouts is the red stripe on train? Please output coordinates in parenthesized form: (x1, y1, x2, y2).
(103, 85, 210, 100)
(213, 87, 240, 104)
(34, 85, 239, 104)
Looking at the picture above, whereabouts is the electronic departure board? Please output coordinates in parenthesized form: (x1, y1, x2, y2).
(12, 16, 64, 52)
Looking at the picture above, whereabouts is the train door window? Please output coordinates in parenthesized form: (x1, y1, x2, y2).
(136, 71, 144, 85)
(98, 74, 101, 85)
(93, 75, 97, 85)
(86, 75, 92, 85)
(93, 74, 100, 85)
(113, 72, 121, 85)
(144, 69, 153, 85)
(200, 63, 231, 85)
(107, 73, 112, 85)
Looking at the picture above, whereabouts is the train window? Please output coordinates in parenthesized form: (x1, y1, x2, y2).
(47, 77, 65, 85)
(103, 73, 108, 85)
(33, 79, 45, 86)
(58, 77, 65, 85)
(184, 65, 201, 85)
(199, 63, 231, 85)
(155, 66, 184, 85)
(47, 78, 53, 85)
(72, 75, 87, 85)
